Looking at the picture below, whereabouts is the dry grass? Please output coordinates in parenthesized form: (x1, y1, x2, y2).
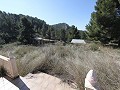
(0, 43, 120, 90)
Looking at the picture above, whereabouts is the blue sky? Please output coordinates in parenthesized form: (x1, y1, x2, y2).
(0, 0, 96, 30)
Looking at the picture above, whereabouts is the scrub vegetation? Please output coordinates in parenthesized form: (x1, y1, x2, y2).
(0, 43, 120, 90)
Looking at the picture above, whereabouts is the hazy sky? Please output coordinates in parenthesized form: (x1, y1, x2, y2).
(0, 0, 96, 30)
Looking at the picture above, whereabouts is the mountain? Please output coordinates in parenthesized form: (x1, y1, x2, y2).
(0, 10, 87, 44)
(52, 23, 70, 30)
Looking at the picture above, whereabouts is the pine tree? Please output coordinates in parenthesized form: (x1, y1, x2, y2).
(19, 17, 35, 44)
(50, 27, 56, 40)
(41, 23, 48, 38)
(73, 27, 80, 39)
(86, 0, 120, 45)
(86, 12, 101, 41)
(60, 29, 66, 42)
(46, 26, 51, 39)
(67, 25, 80, 41)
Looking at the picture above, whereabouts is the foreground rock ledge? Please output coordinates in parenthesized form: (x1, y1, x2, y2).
(0, 73, 77, 90)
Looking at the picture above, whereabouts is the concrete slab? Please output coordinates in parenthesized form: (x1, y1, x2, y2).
(0, 77, 19, 90)
(0, 73, 77, 90)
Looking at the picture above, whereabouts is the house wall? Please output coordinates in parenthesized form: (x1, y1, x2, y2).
(0, 55, 19, 78)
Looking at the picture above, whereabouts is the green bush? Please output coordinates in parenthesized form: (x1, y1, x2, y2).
(0, 45, 3, 48)
(90, 43, 99, 51)
(0, 38, 5, 45)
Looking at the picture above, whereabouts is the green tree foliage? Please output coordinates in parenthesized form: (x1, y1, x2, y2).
(46, 26, 51, 39)
(86, 12, 101, 41)
(0, 11, 48, 45)
(60, 29, 66, 42)
(19, 17, 35, 44)
(0, 10, 87, 45)
(49, 26, 56, 40)
(68, 25, 80, 41)
(0, 37, 5, 44)
(86, 0, 120, 45)
(0, 11, 19, 43)
(41, 23, 48, 38)
(79, 30, 87, 39)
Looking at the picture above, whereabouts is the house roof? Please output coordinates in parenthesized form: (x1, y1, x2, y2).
(35, 37, 55, 41)
(35, 37, 43, 40)
(71, 39, 86, 44)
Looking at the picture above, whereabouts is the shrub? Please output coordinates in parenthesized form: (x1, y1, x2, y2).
(0, 43, 120, 90)
(90, 43, 100, 51)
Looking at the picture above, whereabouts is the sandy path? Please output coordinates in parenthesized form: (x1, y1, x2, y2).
(0, 73, 78, 90)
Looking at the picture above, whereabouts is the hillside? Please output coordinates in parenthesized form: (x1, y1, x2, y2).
(52, 23, 70, 30)
(0, 43, 120, 90)
(0, 10, 87, 45)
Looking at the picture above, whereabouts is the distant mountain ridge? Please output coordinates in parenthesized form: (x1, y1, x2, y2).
(52, 23, 70, 30)
(0, 10, 87, 44)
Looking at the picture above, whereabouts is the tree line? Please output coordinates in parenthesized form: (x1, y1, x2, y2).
(0, 11, 87, 45)
(86, 0, 120, 46)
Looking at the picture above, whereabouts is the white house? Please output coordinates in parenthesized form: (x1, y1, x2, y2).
(71, 39, 86, 44)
